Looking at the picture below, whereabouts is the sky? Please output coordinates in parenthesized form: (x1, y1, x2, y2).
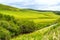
(0, 0, 60, 11)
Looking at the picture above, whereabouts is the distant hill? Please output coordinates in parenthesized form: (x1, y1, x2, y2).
(0, 4, 60, 15)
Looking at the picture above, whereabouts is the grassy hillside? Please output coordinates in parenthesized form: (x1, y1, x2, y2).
(0, 4, 60, 40)
(11, 23, 60, 40)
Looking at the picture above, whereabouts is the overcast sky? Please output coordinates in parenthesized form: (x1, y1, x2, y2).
(0, 0, 60, 11)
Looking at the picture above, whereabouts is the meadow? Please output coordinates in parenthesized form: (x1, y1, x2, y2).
(0, 4, 60, 40)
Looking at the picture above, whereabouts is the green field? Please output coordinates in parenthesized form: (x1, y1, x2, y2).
(0, 4, 60, 40)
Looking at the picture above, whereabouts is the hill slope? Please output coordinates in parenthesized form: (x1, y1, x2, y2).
(0, 4, 60, 40)
(11, 23, 60, 40)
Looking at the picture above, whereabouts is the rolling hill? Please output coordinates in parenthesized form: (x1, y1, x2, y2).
(0, 4, 60, 40)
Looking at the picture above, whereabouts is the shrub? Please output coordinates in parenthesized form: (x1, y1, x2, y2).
(4, 15, 14, 21)
(8, 22, 20, 36)
(0, 13, 3, 20)
(0, 14, 40, 36)
(0, 21, 20, 36)
(17, 20, 37, 34)
(0, 20, 37, 36)
(0, 27, 11, 40)
(0, 13, 15, 21)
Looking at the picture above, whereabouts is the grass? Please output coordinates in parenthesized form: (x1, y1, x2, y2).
(0, 10, 58, 23)
(11, 23, 60, 40)
(0, 4, 60, 40)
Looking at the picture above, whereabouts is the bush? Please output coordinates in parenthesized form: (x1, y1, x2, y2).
(0, 20, 38, 36)
(0, 14, 40, 36)
(0, 21, 20, 37)
(8, 22, 20, 36)
(0, 27, 11, 40)
(0, 13, 3, 20)
(4, 15, 14, 21)
(17, 20, 37, 34)
(0, 13, 15, 21)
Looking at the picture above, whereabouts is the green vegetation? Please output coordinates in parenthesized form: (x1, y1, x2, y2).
(0, 27, 11, 40)
(11, 23, 60, 40)
(0, 4, 60, 40)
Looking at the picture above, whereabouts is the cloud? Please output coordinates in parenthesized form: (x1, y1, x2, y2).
(0, 0, 60, 10)
(0, 0, 23, 3)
